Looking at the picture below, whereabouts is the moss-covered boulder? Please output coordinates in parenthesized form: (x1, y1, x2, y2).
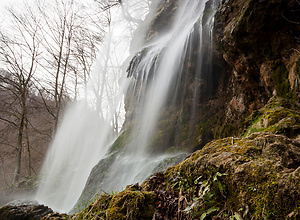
(106, 190, 156, 220)
(141, 131, 300, 219)
(72, 194, 112, 219)
(73, 189, 156, 220)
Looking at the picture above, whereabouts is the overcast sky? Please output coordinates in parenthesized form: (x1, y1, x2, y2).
(0, 0, 20, 10)
(0, 0, 21, 21)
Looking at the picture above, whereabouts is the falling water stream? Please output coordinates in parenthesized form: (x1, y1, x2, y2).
(35, 0, 218, 213)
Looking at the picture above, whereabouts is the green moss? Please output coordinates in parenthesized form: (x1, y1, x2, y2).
(264, 108, 299, 125)
(108, 125, 133, 153)
(106, 190, 156, 220)
(73, 190, 156, 220)
(218, 123, 240, 138)
(227, 165, 299, 219)
(243, 97, 300, 137)
(243, 115, 264, 137)
(73, 194, 112, 219)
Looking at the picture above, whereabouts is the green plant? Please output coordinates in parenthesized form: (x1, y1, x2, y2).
(229, 212, 243, 220)
(172, 172, 191, 191)
(182, 170, 228, 219)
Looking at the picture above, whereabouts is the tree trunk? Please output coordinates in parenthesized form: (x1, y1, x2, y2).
(12, 95, 26, 185)
(25, 117, 31, 177)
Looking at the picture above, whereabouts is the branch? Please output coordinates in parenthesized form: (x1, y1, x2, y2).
(282, 11, 300, 25)
(0, 116, 17, 128)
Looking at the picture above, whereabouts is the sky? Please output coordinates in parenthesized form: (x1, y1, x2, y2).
(0, 0, 20, 11)
(0, 0, 22, 23)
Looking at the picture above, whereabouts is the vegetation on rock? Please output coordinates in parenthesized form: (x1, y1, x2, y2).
(80, 97, 299, 219)
(244, 97, 300, 138)
(11, 96, 295, 220)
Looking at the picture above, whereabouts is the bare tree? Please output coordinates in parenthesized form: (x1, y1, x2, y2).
(0, 0, 108, 184)
(32, 0, 108, 129)
(0, 6, 42, 183)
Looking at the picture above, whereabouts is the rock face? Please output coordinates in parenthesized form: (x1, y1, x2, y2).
(214, 0, 300, 136)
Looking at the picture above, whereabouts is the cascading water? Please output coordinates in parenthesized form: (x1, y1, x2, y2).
(34, 5, 135, 212)
(92, 0, 218, 192)
(34, 102, 113, 212)
(35, 0, 219, 213)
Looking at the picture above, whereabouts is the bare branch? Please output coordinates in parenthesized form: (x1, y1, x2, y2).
(281, 11, 300, 25)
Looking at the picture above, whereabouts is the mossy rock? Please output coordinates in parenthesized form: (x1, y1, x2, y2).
(72, 194, 112, 220)
(41, 213, 69, 220)
(143, 132, 300, 219)
(106, 190, 156, 220)
(263, 96, 299, 110)
(73, 189, 156, 220)
(244, 97, 300, 138)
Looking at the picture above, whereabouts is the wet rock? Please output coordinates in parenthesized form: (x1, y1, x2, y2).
(0, 200, 53, 220)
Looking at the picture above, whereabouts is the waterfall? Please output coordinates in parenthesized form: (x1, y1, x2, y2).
(34, 102, 113, 212)
(35, 0, 218, 213)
